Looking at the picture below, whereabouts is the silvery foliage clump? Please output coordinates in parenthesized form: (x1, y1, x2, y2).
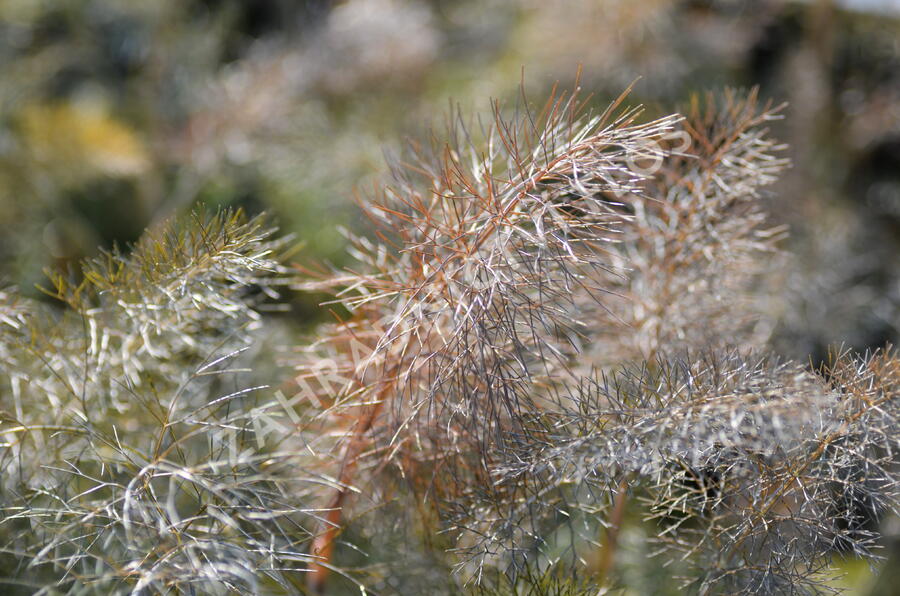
(469, 349, 898, 594)
(0, 211, 329, 594)
(293, 84, 899, 594)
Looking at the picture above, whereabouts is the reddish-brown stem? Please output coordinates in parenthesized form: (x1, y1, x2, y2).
(467, 82, 638, 257)
(596, 479, 629, 586)
(308, 380, 392, 593)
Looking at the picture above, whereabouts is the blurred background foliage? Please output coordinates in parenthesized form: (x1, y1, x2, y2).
(0, 0, 898, 592)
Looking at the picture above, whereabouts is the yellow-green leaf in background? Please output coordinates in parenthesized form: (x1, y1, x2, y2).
(19, 101, 150, 183)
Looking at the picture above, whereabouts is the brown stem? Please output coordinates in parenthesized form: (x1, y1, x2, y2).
(596, 479, 629, 586)
(308, 380, 391, 593)
(467, 80, 638, 256)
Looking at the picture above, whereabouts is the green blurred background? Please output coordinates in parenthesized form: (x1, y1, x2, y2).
(1, 1, 898, 592)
